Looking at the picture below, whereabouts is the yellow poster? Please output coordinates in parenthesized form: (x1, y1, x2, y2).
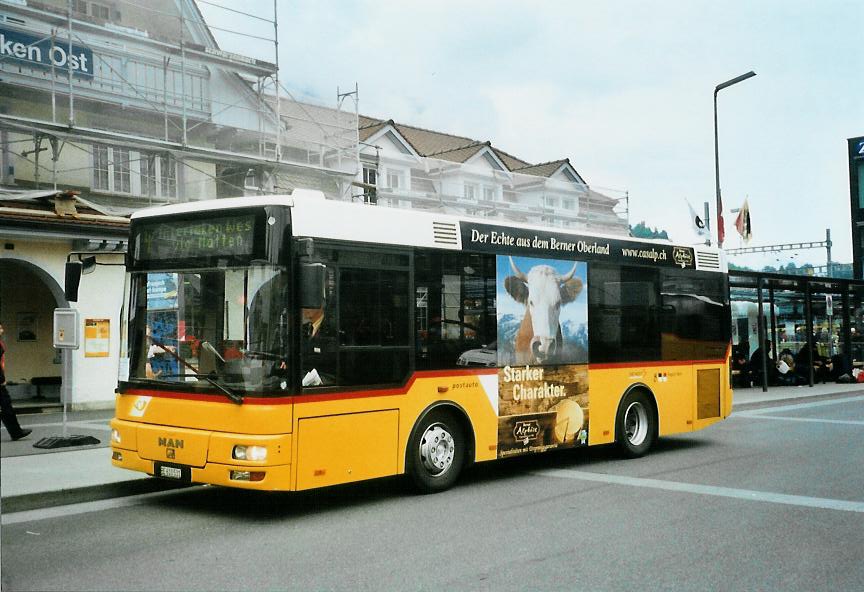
(84, 318, 110, 358)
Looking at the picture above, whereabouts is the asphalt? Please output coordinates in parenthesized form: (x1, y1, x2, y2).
(2, 382, 864, 514)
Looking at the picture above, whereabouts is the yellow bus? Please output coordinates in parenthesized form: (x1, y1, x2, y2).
(110, 190, 732, 493)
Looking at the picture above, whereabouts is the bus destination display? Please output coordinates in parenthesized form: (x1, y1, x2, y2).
(135, 215, 256, 262)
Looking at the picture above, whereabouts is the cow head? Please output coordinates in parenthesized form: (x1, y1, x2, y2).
(505, 257, 582, 362)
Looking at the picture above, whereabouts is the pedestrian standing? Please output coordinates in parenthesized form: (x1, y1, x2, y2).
(0, 322, 32, 441)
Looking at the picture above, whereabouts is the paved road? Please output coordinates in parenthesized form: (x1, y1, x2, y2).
(2, 395, 864, 591)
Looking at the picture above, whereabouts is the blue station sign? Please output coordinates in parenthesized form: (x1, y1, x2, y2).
(0, 26, 94, 79)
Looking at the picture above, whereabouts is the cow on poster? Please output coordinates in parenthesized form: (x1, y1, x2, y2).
(495, 255, 590, 458)
(497, 255, 588, 366)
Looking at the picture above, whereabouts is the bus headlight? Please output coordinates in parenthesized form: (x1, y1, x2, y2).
(111, 429, 121, 444)
(233, 445, 267, 461)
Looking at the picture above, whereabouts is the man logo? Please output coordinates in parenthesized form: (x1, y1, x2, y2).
(166, 448, 176, 460)
(158, 437, 184, 449)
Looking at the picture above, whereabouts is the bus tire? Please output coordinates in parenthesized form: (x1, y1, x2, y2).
(406, 409, 465, 494)
(615, 389, 657, 458)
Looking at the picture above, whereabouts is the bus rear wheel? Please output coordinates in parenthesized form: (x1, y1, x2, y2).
(615, 390, 657, 458)
(407, 409, 465, 494)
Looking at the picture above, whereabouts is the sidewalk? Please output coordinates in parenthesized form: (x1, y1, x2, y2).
(2, 383, 863, 511)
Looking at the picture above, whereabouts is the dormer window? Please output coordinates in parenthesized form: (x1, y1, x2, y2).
(463, 183, 478, 200)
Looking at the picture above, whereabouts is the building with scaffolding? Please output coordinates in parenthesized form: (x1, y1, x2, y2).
(0, 0, 630, 408)
(0, 0, 358, 408)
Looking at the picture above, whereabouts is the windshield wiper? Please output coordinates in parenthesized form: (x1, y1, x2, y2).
(149, 338, 243, 404)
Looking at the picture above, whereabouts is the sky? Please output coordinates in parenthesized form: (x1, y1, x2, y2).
(197, 0, 863, 269)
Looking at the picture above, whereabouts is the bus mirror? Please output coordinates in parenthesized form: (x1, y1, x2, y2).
(299, 263, 326, 309)
(81, 255, 97, 275)
(65, 261, 83, 302)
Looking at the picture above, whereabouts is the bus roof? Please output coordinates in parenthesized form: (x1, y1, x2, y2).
(131, 189, 726, 273)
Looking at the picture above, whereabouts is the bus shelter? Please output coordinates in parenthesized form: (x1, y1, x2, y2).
(729, 271, 864, 392)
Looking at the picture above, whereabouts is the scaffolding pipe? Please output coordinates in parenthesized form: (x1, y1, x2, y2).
(163, 57, 170, 141)
(67, 0, 74, 126)
(274, 0, 281, 162)
(180, 4, 188, 147)
(50, 28, 56, 124)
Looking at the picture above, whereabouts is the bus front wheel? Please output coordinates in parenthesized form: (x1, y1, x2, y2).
(407, 409, 465, 494)
(615, 390, 657, 458)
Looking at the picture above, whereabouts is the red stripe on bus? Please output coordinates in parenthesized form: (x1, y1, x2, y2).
(121, 368, 499, 406)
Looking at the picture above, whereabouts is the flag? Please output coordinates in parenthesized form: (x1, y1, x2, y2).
(735, 198, 751, 242)
(717, 195, 725, 248)
(686, 199, 708, 236)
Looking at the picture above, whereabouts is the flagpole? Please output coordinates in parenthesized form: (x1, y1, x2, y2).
(714, 71, 756, 249)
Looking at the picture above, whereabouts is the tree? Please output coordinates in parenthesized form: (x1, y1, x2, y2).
(630, 221, 669, 240)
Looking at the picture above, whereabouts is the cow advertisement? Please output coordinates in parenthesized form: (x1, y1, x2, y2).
(496, 255, 589, 458)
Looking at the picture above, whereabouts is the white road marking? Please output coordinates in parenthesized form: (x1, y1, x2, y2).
(535, 469, 864, 513)
(735, 395, 864, 417)
(1, 488, 198, 525)
(734, 415, 864, 426)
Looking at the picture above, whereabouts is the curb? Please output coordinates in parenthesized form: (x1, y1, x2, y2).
(1, 478, 194, 514)
(732, 390, 863, 411)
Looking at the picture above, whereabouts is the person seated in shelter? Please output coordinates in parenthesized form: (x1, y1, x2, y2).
(774, 348, 798, 386)
(749, 339, 777, 386)
(731, 344, 751, 388)
(794, 344, 832, 384)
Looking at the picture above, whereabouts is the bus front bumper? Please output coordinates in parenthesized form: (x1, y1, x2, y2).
(110, 449, 293, 490)
(110, 418, 293, 491)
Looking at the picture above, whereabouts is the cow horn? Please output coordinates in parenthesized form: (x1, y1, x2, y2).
(559, 262, 578, 282)
(509, 256, 527, 281)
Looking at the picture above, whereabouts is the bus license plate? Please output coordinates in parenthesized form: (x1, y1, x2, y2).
(155, 462, 190, 482)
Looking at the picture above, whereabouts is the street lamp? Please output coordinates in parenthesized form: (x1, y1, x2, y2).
(714, 70, 756, 248)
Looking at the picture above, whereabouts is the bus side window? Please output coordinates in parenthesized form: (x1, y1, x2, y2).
(415, 251, 496, 370)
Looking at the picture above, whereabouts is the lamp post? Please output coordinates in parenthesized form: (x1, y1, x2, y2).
(714, 70, 756, 248)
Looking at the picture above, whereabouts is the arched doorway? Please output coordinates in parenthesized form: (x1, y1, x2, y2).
(0, 259, 67, 402)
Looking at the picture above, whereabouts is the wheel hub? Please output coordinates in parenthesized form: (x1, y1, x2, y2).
(419, 424, 455, 476)
(624, 401, 649, 446)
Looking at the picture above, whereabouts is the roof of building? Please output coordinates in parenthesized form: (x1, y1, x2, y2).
(513, 159, 571, 178)
(0, 190, 130, 234)
(359, 115, 581, 180)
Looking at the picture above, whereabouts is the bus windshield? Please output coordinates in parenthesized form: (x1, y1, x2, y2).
(128, 266, 290, 396)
